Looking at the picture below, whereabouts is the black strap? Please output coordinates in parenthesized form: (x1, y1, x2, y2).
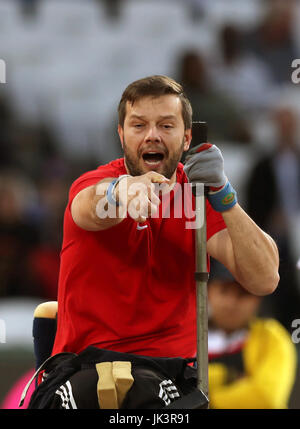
(73, 346, 196, 381)
(195, 272, 209, 282)
(19, 352, 76, 407)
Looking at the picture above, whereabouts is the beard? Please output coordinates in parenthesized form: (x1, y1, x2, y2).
(122, 138, 186, 179)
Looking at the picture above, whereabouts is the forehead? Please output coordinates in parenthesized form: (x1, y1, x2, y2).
(125, 95, 183, 121)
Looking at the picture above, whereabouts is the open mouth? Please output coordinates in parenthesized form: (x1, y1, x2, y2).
(142, 151, 165, 165)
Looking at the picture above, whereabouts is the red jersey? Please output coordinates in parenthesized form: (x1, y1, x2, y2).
(52, 158, 226, 358)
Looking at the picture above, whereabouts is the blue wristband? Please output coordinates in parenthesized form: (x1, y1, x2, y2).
(106, 175, 131, 206)
(106, 179, 119, 206)
(208, 181, 237, 212)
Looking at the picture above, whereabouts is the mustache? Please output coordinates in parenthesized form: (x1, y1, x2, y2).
(138, 146, 169, 158)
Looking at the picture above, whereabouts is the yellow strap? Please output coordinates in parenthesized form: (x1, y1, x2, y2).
(95, 362, 118, 409)
(112, 361, 134, 408)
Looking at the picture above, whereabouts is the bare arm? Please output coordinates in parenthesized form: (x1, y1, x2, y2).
(183, 142, 279, 295)
(71, 172, 169, 231)
(207, 203, 279, 296)
(71, 178, 124, 231)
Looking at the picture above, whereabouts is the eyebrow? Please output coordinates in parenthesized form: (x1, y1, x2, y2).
(128, 114, 177, 121)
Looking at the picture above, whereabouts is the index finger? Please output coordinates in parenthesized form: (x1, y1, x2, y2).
(146, 171, 170, 184)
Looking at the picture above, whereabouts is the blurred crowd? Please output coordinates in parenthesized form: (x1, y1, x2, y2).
(0, 100, 77, 300)
(0, 0, 300, 333)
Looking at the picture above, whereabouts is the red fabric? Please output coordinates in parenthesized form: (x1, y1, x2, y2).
(196, 143, 212, 152)
(52, 158, 226, 359)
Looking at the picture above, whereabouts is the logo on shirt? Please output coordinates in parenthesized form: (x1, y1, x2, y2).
(137, 223, 148, 230)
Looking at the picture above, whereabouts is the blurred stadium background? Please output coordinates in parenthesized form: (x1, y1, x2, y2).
(0, 0, 300, 408)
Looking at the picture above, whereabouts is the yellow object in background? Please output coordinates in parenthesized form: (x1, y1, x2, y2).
(208, 319, 297, 409)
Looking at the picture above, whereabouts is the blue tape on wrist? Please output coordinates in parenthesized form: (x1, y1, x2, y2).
(208, 181, 237, 212)
(106, 179, 119, 206)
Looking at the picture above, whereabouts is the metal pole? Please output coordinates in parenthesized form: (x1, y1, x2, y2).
(191, 121, 209, 406)
(167, 121, 209, 410)
(194, 183, 209, 400)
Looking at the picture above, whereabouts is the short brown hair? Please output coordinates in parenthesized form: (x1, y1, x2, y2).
(118, 75, 192, 130)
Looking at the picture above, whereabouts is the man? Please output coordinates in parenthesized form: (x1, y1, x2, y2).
(27, 75, 279, 409)
(246, 106, 300, 329)
(207, 258, 296, 409)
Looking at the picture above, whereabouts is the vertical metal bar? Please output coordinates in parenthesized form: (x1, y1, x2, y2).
(194, 183, 209, 400)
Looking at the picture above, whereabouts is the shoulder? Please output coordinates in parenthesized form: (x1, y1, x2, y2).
(243, 318, 297, 384)
(73, 158, 125, 185)
(249, 318, 296, 353)
(69, 158, 126, 202)
(251, 318, 289, 336)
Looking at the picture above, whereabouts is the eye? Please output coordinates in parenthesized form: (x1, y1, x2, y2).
(134, 123, 144, 129)
(162, 124, 173, 129)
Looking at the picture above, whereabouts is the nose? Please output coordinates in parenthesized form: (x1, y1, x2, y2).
(145, 125, 161, 143)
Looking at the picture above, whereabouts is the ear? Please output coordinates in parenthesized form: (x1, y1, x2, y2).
(118, 124, 124, 149)
(183, 128, 192, 152)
